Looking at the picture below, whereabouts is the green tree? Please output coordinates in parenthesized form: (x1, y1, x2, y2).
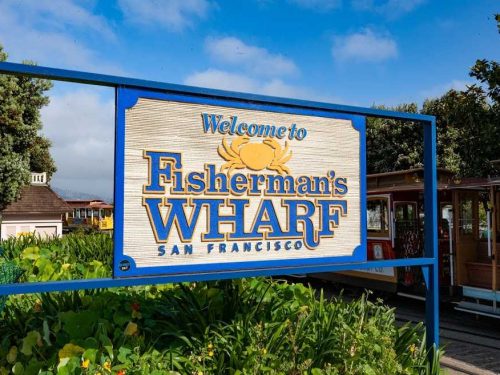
(368, 86, 498, 178)
(367, 103, 423, 174)
(422, 13, 500, 177)
(368, 14, 499, 178)
(0, 45, 56, 209)
(422, 86, 498, 178)
(471, 58, 500, 103)
(366, 102, 460, 175)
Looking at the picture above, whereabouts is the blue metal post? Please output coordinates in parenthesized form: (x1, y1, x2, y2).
(424, 118, 440, 351)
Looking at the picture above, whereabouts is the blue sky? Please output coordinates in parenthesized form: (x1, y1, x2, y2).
(0, 0, 498, 199)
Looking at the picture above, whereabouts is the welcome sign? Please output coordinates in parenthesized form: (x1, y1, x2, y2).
(114, 88, 366, 277)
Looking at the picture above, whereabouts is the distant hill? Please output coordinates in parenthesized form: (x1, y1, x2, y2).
(51, 186, 113, 204)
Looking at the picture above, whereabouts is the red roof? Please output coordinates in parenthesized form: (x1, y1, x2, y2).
(66, 200, 113, 209)
(2, 185, 71, 214)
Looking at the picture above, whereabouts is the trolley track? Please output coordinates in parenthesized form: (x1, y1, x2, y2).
(395, 314, 500, 351)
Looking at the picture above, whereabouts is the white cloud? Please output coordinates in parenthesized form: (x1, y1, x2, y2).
(289, 0, 342, 11)
(0, 0, 124, 74)
(184, 68, 336, 102)
(41, 88, 115, 200)
(420, 80, 472, 100)
(185, 69, 259, 92)
(261, 79, 308, 98)
(0, 0, 116, 41)
(332, 29, 398, 62)
(205, 37, 298, 77)
(352, 0, 425, 17)
(118, 0, 212, 31)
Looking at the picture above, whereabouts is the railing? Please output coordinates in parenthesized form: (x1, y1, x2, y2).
(66, 217, 113, 230)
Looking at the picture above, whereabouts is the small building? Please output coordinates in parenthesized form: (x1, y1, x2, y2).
(0, 173, 71, 240)
(65, 199, 114, 231)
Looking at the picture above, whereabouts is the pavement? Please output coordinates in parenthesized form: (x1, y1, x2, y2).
(441, 340, 500, 375)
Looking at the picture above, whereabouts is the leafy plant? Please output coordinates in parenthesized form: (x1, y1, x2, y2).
(0, 235, 442, 374)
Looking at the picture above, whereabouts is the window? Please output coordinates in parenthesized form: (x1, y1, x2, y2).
(459, 198, 473, 235)
(395, 202, 416, 222)
(367, 197, 389, 238)
(478, 201, 489, 239)
(440, 204, 453, 238)
(497, 192, 500, 235)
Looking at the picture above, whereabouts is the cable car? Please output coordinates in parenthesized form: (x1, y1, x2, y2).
(313, 168, 500, 317)
(312, 168, 454, 295)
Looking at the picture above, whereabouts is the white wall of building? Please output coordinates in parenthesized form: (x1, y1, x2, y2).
(0, 214, 63, 240)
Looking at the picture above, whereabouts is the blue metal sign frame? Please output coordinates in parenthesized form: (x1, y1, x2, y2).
(0, 62, 439, 352)
(114, 87, 367, 277)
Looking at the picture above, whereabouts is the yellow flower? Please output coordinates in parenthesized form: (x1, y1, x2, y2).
(62, 263, 71, 270)
(207, 343, 213, 350)
(349, 345, 356, 357)
(262, 348, 267, 355)
(409, 344, 417, 354)
(103, 361, 111, 371)
(208, 350, 214, 357)
(124, 321, 138, 336)
(81, 359, 90, 369)
(33, 300, 42, 313)
(197, 372, 203, 375)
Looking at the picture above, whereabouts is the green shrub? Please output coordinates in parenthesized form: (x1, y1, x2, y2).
(0, 233, 112, 282)
(0, 234, 442, 374)
(0, 233, 112, 267)
(0, 279, 441, 374)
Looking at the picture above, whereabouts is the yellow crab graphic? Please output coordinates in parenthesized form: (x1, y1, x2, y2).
(218, 136, 292, 175)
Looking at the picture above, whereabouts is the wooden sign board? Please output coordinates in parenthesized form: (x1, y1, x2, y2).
(114, 88, 366, 277)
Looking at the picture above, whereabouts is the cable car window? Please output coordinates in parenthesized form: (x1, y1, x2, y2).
(478, 202, 489, 239)
(440, 204, 453, 239)
(459, 198, 473, 235)
(497, 191, 500, 235)
(367, 197, 389, 237)
(395, 202, 416, 222)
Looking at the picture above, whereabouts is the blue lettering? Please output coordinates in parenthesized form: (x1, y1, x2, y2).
(143, 198, 203, 242)
(283, 200, 319, 248)
(206, 164, 229, 194)
(171, 245, 180, 255)
(144, 151, 182, 193)
(184, 244, 193, 254)
(249, 199, 286, 239)
(201, 113, 222, 134)
(230, 173, 248, 194)
(219, 120, 230, 133)
(187, 172, 205, 193)
(158, 245, 166, 256)
(334, 178, 348, 195)
(317, 200, 347, 236)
